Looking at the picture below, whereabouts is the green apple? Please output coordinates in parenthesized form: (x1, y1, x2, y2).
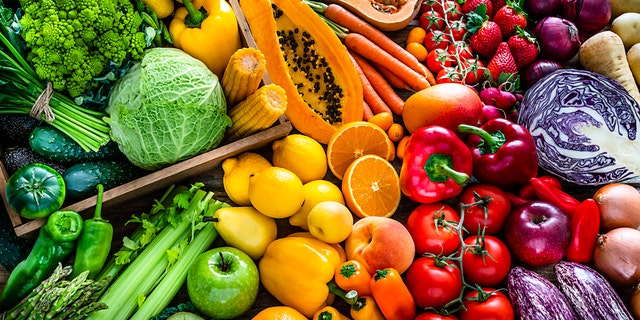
(186, 247, 259, 319)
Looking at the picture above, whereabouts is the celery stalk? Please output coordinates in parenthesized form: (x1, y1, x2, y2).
(88, 190, 214, 320)
(129, 199, 228, 320)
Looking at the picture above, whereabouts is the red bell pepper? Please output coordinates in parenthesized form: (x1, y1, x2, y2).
(529, 177, 580, 217)
(565, 198, 600, 263)
(399, 125, 472, 204)
(458, 118, 538, 191)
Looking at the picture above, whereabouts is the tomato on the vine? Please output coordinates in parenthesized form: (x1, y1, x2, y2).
(405, 256, 463, 310)
(460, 58, 486, 85)
(424, 29, 450, 52)
(426, 48, 454, 74)
(436, 67, 464, 84)
(416, 312, 459, 320)
(461, 235, 512, 287)
(405, 202, 461, 256)
(447, 41, 474, 62)
(459, 288, 514, 320)
(444, 20, 467, 41)
(419, 10, 445, 32)
(459, 184, 511, 234)
(431, 0, 462, 20)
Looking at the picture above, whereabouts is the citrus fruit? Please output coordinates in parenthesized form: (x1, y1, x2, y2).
(327, 121, 395, 180)
(272, 134, 328, 183)
(402, 82, 483, 134)
(251, 306, 308, 320)
(248, 166, 304, 218)
(288, 179, 345, 230)
(307, 201, 354, 244)
(341, 154, 401, 218)
(221, 152, 272, 206)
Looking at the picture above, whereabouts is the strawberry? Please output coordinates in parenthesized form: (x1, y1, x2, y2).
(507, 27, 539, 70)
(493, 0, 527, 38)
(461, 0, 493, 18)
(487, 42, 517, 79)
(466, 5, 501, 58)
(491, 0, 507, 11)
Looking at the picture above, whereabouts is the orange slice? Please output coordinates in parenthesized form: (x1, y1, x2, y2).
(341, 154, 401, 218)
(327, 121, 395, 180)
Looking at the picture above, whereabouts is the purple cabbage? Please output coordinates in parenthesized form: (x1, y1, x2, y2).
(518, 69, 640, 185)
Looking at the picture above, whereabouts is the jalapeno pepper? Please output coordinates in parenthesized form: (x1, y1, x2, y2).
(72, 184, 113, 279)
(0, 210, 83, 310)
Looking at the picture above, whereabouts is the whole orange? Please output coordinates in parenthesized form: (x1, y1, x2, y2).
(402, 83, 483, 134)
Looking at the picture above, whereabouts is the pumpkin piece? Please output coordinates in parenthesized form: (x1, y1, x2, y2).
(240, 0, 364, 144)
(324, 0, 421, 32)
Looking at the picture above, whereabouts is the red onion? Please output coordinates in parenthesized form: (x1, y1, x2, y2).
(563, 0, 612, 38)
(525, 0, 563, 20)
(534, 17, 581, 62)
(519, 59, 564, 89)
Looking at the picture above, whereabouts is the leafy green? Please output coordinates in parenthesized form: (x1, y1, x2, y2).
(105, 48, 232, 170)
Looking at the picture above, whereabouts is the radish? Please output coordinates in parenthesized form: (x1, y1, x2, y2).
(479, 87, 517, 111)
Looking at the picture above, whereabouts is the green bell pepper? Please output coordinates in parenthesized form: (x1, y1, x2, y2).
(5, 163, 66, 220)
(0, 210, 83, 310)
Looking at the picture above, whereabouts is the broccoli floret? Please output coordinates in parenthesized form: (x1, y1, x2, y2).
(19, 0, 147, 97)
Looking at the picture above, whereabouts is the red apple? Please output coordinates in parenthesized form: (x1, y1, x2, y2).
(503, 201, 570, 268)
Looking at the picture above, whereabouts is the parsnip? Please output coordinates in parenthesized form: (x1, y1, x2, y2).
(610, 0, 640, 18)
(628, 43, 640, 86)
(579, 31, 640, 104)
(611, 13, 640, 50)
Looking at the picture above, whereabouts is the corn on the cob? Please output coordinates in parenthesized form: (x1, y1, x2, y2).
(225, 83, 287, 142)
(222, 47, 267, 107)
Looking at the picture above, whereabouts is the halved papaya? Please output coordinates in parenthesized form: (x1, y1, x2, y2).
(240, 0, 363, 144)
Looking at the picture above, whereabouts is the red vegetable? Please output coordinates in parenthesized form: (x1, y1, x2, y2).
(525, 0, 563, 19)
(405, 256, 463, 310)
(405, 203, 461, 256)
(534, 17, 581, 62)
(518, 175, 562, 200)
(462, 235, 512, 287)
(565, 198, 600, 263)
(529, 177, 580, 217)
(459, 287, 514, 320)
(562, 0, 612, 38)
(478, 87, 517, 111)
(519, 59, 564, 89)
(459, 184, 511, 235)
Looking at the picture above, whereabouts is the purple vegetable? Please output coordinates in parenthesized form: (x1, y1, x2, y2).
(525, 0, 563, 20)
(554, 261, 634, 320)
(534, 17, 581, 62)
(518, 69, 640, 185)
(562, 0, 612, 38)
(479, 87, 517, 111)
(519, 59, 564, 90)
(508, 266, 578, 320)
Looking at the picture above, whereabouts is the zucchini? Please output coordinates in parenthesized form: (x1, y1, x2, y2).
(507, 266, 578, 320)
(29, 125, 121, 164)
(554, 261, 633, 320)
(62, 160, 144, 200)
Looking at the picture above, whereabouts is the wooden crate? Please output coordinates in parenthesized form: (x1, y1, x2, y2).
(0, 0, 292, 237)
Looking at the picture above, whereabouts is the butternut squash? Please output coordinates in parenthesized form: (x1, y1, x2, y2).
(324, 0, 421, 31)
(239, 0, 364, 144)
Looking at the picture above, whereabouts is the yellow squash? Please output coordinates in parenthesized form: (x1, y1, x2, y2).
(239, 0, 363, 144)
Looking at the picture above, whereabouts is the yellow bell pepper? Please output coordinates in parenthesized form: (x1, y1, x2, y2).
(259, 236, 347, 318)
(313, 306, 350, 320)
(169, 0, 242, 78)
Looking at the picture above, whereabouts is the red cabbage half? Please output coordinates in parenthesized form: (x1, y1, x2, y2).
(518, 69, 640, 185)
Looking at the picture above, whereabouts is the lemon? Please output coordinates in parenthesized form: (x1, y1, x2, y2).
(288, 180, 345, 230)
(249, 166, 305, 219)
(222, 152, 272, 206)
(272, 134, 328, 183)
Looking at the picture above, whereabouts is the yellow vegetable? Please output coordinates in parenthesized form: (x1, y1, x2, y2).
(221, 152, 272, 206)
(611, 12, 640, 50)
(142, 0, 175, 19)
(210, 206, 277, 260)
(225, 83, 287, 142)
(628, 43, 640, 85)
(312, 306, 350, 320)
(222, 47, 267, 107)
(610, 0, 640, 18)
(350, 296, 385, 320)
(579, 31, 640, 104)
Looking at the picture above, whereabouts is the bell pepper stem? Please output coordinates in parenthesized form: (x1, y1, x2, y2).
(182, 0, 207, 28)
(426, 154, 469, 186)
(327, 281, 358, 306)
(458, 124, 505, 154)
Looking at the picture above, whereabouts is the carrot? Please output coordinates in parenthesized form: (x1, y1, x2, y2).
(324, 3, 433, 82)
(579, 30, 640, 104)
(374, 62, 412, 91)
(351, 52, 405, 116)
(346, 33, 431, 92)
(349, 51, 393, 115)
(362, 101, 374, 120)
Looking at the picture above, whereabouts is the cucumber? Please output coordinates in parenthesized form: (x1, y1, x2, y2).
(29, 125, 121, 164)
(62, 160, 144, 200)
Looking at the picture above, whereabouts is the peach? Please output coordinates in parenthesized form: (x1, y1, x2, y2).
(344, 216, 416, 275)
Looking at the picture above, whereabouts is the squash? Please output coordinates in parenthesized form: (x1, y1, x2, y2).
(239, 0, 364, 144)
(324, 0, 421, 31)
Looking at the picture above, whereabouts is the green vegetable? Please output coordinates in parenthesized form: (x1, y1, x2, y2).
(18, 0, 147, 97)
(0, 210, 83, 310)
(5, 162, 66, 220)
(29, 125, 121, 164)
(71, 184, 113, 279)
(105, 47, 232, 170)
(1, 264, 109, 320)
(62, 160, 143, 200)
(0, 4, 111, 152)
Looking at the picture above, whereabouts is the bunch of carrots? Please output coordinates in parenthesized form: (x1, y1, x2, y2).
(306, 1, 436, 144)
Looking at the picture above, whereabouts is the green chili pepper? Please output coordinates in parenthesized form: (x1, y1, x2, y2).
(0, 209, 83, 310)
(71, 184, 113, 279)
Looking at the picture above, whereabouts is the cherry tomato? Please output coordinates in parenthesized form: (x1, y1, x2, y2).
(459, 288, 515, 320)
(423, 29, 450, 52)
(461, 235, 512, 287)
(416, 312, 459, 320)
(436, 67, 464, 84)
(460, 58, 486, 85)
(459, 184, 511, 235)
(447, 41, 474, 61)
(405, 203, 461, 256)
(431, 0, 462, 20)
(444, 20, 467, 41)
(426, 48, 454, 74)
(405, 256, 463, 310)
(419, 10, 445, 32)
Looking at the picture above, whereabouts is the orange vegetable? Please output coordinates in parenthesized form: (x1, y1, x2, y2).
(313, 306, 350, 320)
(367, 112, 394, 131)
(396, 136, 411, 160)
(324, 0, 421, 32)
(349, 51, 393, 115)
(350, 296, 386, 320)
(387, 123, 405, 143)
(363, 101, 374, 121)
(351, 52, 405, 116)
(334, 260, 372, 296)
(370, 268, 416, 320)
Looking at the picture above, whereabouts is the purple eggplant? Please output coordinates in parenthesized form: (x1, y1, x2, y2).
(508, 266, 578, 320)
(554, 260, 633, 320)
